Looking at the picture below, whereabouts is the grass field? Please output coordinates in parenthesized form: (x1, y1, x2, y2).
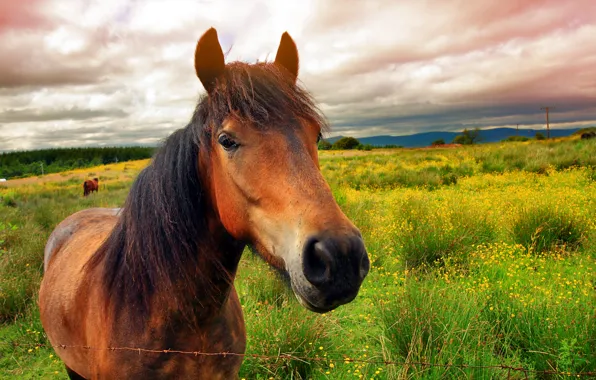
(1, 137, 595, 379)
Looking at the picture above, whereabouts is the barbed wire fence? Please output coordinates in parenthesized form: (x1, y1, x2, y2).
(2, 340, 596, 379)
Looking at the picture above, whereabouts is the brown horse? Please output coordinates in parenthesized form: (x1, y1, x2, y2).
(39, 28, 369, 379)
(83, 178, 99, 197)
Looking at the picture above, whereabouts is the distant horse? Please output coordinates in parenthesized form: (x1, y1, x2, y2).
(39, 28, 369, 379)
(581, 131, 596, 140)
(83, 178, 99, 197)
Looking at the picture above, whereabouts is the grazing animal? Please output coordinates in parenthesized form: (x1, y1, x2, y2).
(39, 28, 370, 379)
(581, 131, 596, 140)
(83, 178, 99, 197)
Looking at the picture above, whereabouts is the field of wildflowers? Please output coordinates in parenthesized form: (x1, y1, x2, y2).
(1, 137, 595, 379)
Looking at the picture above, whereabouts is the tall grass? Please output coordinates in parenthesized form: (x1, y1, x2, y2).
(512, 205, 588, 254)
(1, 138, 595, 379)
(322, 138, 596, 191)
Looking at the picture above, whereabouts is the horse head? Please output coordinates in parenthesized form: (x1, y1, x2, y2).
(195, 28, 369, 313)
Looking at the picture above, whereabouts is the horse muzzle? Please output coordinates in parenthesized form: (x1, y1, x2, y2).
(289, 233, 370, 313)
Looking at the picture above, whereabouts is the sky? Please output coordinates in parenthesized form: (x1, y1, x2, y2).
(1, 0, 595, 151)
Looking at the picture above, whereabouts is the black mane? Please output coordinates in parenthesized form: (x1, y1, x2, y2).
(87, 61, 328, 322)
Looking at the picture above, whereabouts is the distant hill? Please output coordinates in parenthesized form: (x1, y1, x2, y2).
(326, 128, 583, 148)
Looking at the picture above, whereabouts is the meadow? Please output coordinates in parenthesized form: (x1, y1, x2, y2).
(1, 137, 595, 379)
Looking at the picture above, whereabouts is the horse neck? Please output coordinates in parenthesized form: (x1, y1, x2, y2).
(183, 213, 245, 321)
(188, 159, 247, 317)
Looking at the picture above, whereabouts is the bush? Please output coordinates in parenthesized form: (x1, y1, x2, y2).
(317, 140, 332, 150)
(512, 206, 586, 253)
(397, 198, 496, 267)
(431, 139, 445, 146)
(453, 128, 481, 145)
(535, 132, 546, 140)
(332, 137, 360, 150)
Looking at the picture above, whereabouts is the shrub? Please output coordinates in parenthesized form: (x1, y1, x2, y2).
(397, 198, 496, 267)
(317, 140, 332, 150)
(332, 137, 360, 150)
(453, 128, 481, 145)
(512, 206, 586, 253)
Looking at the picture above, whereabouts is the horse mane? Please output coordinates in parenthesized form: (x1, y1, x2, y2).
(86, 60, 328, 323)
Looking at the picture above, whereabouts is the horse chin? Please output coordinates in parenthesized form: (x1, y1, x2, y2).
(289, 282, 345, 314)
(293, 293, 334, 313)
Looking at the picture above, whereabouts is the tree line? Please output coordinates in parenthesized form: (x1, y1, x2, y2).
(318, 137, 399, 151)
(0, 146, 156, 179)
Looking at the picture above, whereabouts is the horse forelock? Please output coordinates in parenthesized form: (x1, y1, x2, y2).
(191, 61, 329, 138)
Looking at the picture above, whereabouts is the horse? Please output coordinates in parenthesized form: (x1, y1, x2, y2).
(83, 178, 99, 197)
(39, 27, 370, 379)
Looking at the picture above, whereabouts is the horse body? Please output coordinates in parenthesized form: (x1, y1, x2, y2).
(39, 28, 369, 379)
(83, 178, 99, 197)
(40, 207, 246, 379)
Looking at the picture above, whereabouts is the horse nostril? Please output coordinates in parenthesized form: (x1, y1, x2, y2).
(359, 248, 370, 281)
(303, 239, 334, 287)
(349, 235, 370, 281)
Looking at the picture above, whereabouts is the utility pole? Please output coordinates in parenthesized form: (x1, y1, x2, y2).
(40, 163, 44, 176)
(516, 124, 519, 136)
(540, 106, 555, 139)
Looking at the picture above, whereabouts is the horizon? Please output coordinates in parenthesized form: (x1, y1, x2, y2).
(1, 125, 591, 154)
(1, 0, 596, 151)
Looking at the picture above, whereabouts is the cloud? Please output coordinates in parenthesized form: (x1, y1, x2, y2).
(0, 107, 127, 123)
(0, 0, 54, 34)
(0, 0, 595, 151)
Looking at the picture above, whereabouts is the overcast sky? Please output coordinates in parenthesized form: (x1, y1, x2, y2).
(1, 0, 595, 151)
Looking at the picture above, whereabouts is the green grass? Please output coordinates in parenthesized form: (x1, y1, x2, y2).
(512, 205, 588, 254)
(1, 138, 595, 379)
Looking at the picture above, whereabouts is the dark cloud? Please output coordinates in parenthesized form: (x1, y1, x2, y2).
(327, 102, 596, 137)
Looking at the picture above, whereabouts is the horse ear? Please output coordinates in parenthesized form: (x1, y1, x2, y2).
(274, 32, 299, 83)
(195, 27, 225, 94)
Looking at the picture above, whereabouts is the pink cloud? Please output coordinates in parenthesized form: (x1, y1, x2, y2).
(0, 0, 595, 151)
(0, 0, 54, 34)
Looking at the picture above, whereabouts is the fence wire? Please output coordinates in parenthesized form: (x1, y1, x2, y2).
(2, 340, 596, 378)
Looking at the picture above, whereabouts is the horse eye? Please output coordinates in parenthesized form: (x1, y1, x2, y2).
(218, 133, 239, 151)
